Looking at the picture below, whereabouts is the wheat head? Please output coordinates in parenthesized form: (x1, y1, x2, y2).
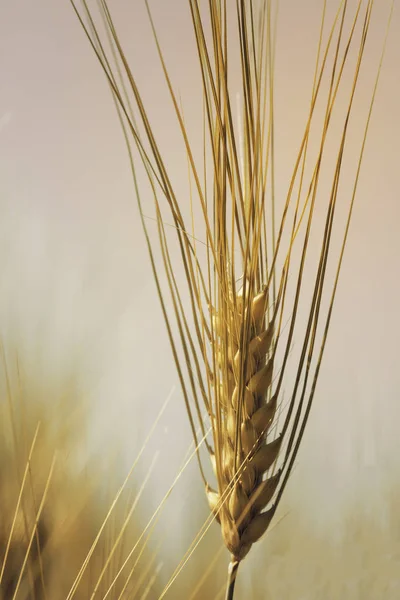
(71, 0, 393, 596)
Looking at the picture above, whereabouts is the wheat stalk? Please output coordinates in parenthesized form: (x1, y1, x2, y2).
(71, 0, 392, 596)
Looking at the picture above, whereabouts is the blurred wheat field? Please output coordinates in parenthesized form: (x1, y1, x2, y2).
(1, 0, 400, 598)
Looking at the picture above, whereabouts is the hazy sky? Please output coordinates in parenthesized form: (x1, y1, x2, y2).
(1, 1, 399, 541)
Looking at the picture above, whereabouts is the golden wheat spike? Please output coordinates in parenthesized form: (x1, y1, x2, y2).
(71, 0, 393, 597)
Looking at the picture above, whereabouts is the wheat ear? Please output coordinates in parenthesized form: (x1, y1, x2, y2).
(71, 0, 392, 596)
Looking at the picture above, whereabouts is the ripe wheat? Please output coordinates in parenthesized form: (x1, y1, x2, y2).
(71, 0, 393, 597)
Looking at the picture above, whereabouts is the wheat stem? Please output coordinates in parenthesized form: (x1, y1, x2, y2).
(224, 558, 240, 600)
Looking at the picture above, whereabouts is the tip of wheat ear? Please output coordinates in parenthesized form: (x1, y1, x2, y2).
(207, 286, 280, 561)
